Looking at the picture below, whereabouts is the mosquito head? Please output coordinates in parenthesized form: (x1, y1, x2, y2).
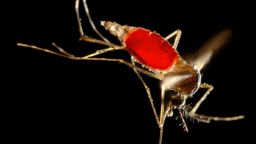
(164, 90, 187, 110)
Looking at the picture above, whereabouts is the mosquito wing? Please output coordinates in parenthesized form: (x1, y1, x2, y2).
(162, 73, 192, 90)
(186, 29, 232, 71)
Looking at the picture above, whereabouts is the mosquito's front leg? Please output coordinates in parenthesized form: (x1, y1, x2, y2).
(164, 29, 182, 49)
(188, 83, 245, 123)
(190, 83, 213, 115)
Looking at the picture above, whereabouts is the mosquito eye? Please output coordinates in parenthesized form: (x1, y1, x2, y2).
(166, 89, 178, 98)
(164, 89, 178, 105)
(171, 95, 186, 108)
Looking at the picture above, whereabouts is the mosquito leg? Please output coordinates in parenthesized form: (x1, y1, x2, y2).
(159, 126, 164, 144)
(189, 83, 214, 115)
(158, 84, 166, 144)
(160, 85, 166, 127)
(75, 0, 117, 47)
(131, 57, 160, 126)
(52, 43, 75, 57)
(164, 29, 182, 49)
(86, 57, 162, 79)
(81, 0, 109, 42)
(158, 85, 172, 144)
(131, 58, 167, 144)
(53, 42, 124, 58)
(75, 0, 85, 36)
(17, 43, 162, 80)
(190, 113, 245, 123)
(79, 36, 120, 48)
(188, 83, 245, 123)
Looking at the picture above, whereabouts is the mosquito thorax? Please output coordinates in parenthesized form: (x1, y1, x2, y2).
(162, 59, 201, 97)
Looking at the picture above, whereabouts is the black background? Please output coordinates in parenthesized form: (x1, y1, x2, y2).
(13, 0, 254, 144)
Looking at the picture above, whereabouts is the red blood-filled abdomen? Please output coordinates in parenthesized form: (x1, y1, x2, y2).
(124, 28, 178, 70)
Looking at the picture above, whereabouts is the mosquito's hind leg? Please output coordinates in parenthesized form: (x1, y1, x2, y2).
(164, 29, 182, 49)
(131, 57, 166, 144)
(75, 0, 112, 47)
(131, 57, 160, 126)
(17, 43, 162, 80)
(75, 0, 114, 46)
(75, 0, 85, 36)
(188, 83, 245, 123)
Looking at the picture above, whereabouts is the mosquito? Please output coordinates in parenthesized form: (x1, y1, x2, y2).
(17, 0, 245, 144)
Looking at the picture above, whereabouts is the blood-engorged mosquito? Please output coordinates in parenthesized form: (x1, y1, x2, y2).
(17, 0, 245, 144)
